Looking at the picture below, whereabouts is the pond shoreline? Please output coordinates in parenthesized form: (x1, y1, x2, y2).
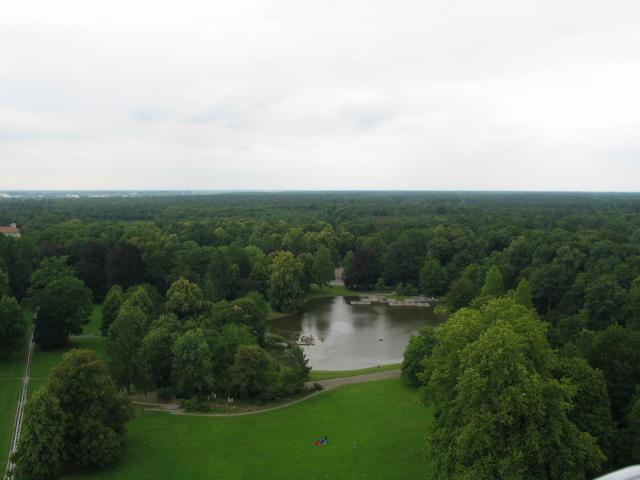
(269, 295, 443, 371)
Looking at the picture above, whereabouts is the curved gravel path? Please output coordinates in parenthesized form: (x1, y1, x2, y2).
(136, 369, 401, 417)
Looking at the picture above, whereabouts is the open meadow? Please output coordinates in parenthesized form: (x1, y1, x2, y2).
(2, 302, 432, 480)
(61, 378, 432, 480)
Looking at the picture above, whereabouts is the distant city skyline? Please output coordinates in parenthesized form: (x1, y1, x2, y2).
(2, 0, 639, 191)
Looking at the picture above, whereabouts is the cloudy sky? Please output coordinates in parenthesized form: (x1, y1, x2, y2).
(1, 0, 639, 191)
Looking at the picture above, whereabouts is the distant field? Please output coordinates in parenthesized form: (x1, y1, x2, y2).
(310, 363, 401, 381)
(61, 378, 432, 480)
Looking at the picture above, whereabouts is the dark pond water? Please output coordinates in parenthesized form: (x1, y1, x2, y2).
(269, 296, 444, 370)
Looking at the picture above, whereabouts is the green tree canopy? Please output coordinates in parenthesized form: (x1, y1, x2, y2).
(479, 265, 505, 298)
(172, 328, 213, 398)
(101, 284, 124, 336)
(231, 344, 275, 399)
(513, 277, 534, 309)
(423, 298, 604, 479)
(268, 251, 305, 313)
(141, 314, 181, 389)
(0, 295, 25, 357)
(626, 277, 640, 330)
(0, 266, 10, 296)
(12, 389, 65, 480)
(312, 245, 334, 288)
(34, 275, 92, 350)
(344, 248, 381, 290)
(584, 274, 626, 330)
(107, 303, 149, 393)
(419, 255, 448, 296)
(165, 277, 206, 319)
(14, 349, 132, 476)
(401, 325, 437, 387)
(28, 256, 74, 297)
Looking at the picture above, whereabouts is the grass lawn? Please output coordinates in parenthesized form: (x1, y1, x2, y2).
(28, 336, 107, 398)
(61, 378, 432, 480)
(81, 304, 103, 336)
(0, 307, 33, 468)
(0, 348, 27, 470)
(310, 363, 401, 381)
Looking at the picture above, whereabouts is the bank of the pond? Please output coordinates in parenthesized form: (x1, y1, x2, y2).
(270, 296, 443, 370)
(309, 363, 401, 381)
(268, 286, 389, 320)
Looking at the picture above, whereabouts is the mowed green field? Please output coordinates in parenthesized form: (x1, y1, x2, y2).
(1, 305, 106, 467)
(0, 349, 25, 469)
(5, 304, 433, 479)
(0, 308, 32, 468)
(61, 378, 432, 480)
(310, 363, 401, 381)
(28, 336, 107, 398)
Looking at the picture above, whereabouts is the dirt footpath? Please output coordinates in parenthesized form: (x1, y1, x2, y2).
(136, 369, 401, 418)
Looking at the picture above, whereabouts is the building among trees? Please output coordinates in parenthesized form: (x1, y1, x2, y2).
(0, 223, 21, 237)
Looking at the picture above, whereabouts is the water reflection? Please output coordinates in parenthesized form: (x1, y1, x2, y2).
(269, 296, 444, 370)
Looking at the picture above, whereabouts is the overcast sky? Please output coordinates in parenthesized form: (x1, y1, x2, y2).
(1, 0, 639, 191)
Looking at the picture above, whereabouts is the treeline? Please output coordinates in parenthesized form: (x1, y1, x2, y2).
(3, 192, 640, 478)
(402, 278, 640, 478)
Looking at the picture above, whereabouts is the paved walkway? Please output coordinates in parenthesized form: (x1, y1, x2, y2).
(136, 369, 401, 418)
(5, 331, 34, 480)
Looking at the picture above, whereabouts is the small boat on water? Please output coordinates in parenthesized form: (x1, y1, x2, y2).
(297, 335, 315, 346)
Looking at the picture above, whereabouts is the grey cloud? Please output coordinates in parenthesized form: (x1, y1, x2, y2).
(1, 0, 640, 190)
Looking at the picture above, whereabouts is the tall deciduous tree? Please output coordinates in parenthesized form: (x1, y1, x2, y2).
(205, 248, 240, 301)
(48, 349, 132, 467)
(625, 277, 640, 330)
(480, 265, 504, 298)
(101, 284, 124, 336)
(626, 391, 640, 465)
(141, 314, 181, 389)
(0, 295, 25, 357)
(446, 264, 480, 310)
(401, 325, 437, 387)
(107, 304, 149, 393)
(12, 389, 65, 480)
(268, 251, 304, 313)
(423, 299, 604, 479)
(581, 324, 640, 424)
(172, 328, 213, 398)
(513, 278, 534, 309)
(554, 356, 617, 472)
(74, 240, 108, 301)
(0, 267, 10, 296)
(419, 255, 447, 296)
(231, 344, 274, 399)
(165, 277, 206, 319)
(210, 323, 257, 392)
(312, 246, 334, 288)
(34, 276, 92, 350)
(15, 349, 132, 477)
(106, 242, 145, 290)
(29, 256, 75, 298)
(584, 274, 626, 330)
(344, 248, 380, 290)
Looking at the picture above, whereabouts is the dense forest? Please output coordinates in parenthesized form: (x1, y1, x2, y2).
(2, 192, 640, 478)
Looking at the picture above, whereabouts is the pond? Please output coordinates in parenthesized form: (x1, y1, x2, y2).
(269, 296, 444, 370)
